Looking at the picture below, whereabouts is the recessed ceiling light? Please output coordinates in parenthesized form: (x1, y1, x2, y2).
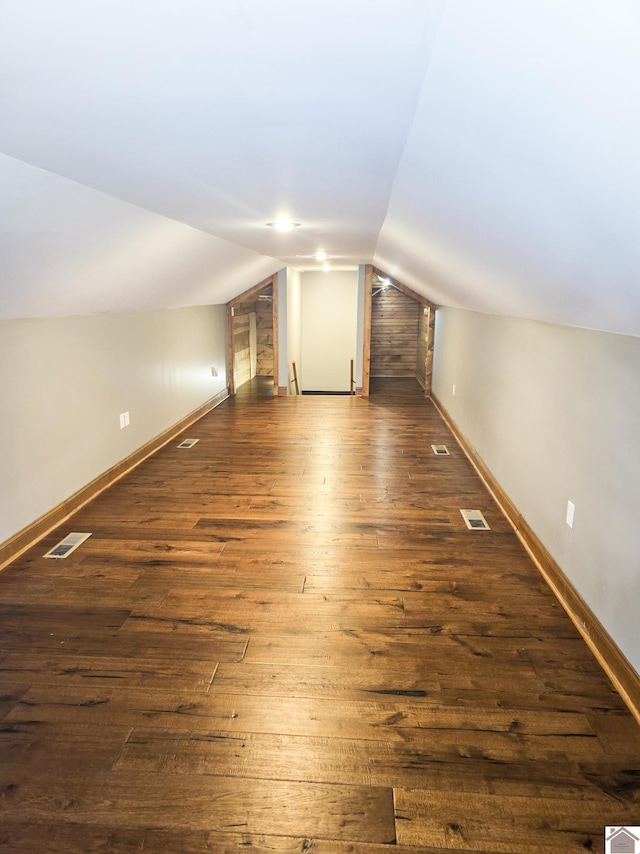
(266, 219, 301, 232)
(322, 262, 331, 272)
(315, 251, 327, 262)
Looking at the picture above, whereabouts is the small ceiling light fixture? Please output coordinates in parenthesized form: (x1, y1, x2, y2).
(322, 262, 331, 272)
(315, 251, 327, 262)
(266, 219, 301, 232)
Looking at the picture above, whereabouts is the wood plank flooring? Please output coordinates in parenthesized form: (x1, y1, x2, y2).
(1, 377, 639, 852)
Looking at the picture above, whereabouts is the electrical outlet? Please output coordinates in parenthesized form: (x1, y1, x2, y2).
(211, 366, 218, 377)
(119, 411, 130, 429)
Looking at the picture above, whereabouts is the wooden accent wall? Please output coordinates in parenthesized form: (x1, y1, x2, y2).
(370, 287, 420, 377)
(364, 266, 437, 397)
(232, 313, 252, 388)
(255, 298, 274, 377)
(416, 306, 428, 389)
(425, 306, 435, 396)
(230, 285, 274, 387)
(361, 266, 373, 397)
(226, 275, 277, 395)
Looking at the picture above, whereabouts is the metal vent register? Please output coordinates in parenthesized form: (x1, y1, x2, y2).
(431, 444, 450, 455)
(177, 438, 199, 449)
(43, 532, 92, 559)
(460, 509, 490, 530)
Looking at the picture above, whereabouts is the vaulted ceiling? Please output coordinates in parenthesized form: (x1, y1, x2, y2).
(2, 1, 639, 335)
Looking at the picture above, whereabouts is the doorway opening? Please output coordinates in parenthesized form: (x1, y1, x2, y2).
(226, 275, 278, 396)
(362, 266, 435, 399)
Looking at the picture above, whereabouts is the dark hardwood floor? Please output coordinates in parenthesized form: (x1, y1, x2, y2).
(1, 378, 639, 852)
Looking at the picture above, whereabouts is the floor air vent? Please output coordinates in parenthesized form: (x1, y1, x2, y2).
(43, 532, 92, 559)
(431, 444, 450, 455)
(460, 509, 490, 530)
(177, 438, 199, 449)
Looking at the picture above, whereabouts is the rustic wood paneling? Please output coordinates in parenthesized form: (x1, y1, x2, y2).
(232, 313, 251, 388)
(230, 286, 274, 385)
(255, 298, 274, 376)
(368, 268, 437, 397)
(416, 305, 428, 389)
(271, 278, 279, 395)
(227, 278, 275, 393)
(370, 286, 420, 377)
(425, 305, 435, 396)
(362, 265, 373, 397)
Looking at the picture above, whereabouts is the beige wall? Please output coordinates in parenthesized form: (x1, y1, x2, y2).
(283, 268, 303, 393)
(0, 304, 227, 543)
(280, 267, 363, 394)
(432, 308, 640, 673)
(300, 271, 359, 392)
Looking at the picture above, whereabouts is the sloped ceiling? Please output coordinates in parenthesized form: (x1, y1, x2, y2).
(1, 1, 639, 335)
(375, 1, 640, 336)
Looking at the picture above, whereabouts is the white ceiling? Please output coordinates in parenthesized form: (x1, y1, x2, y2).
(1, 0, 639, 334)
